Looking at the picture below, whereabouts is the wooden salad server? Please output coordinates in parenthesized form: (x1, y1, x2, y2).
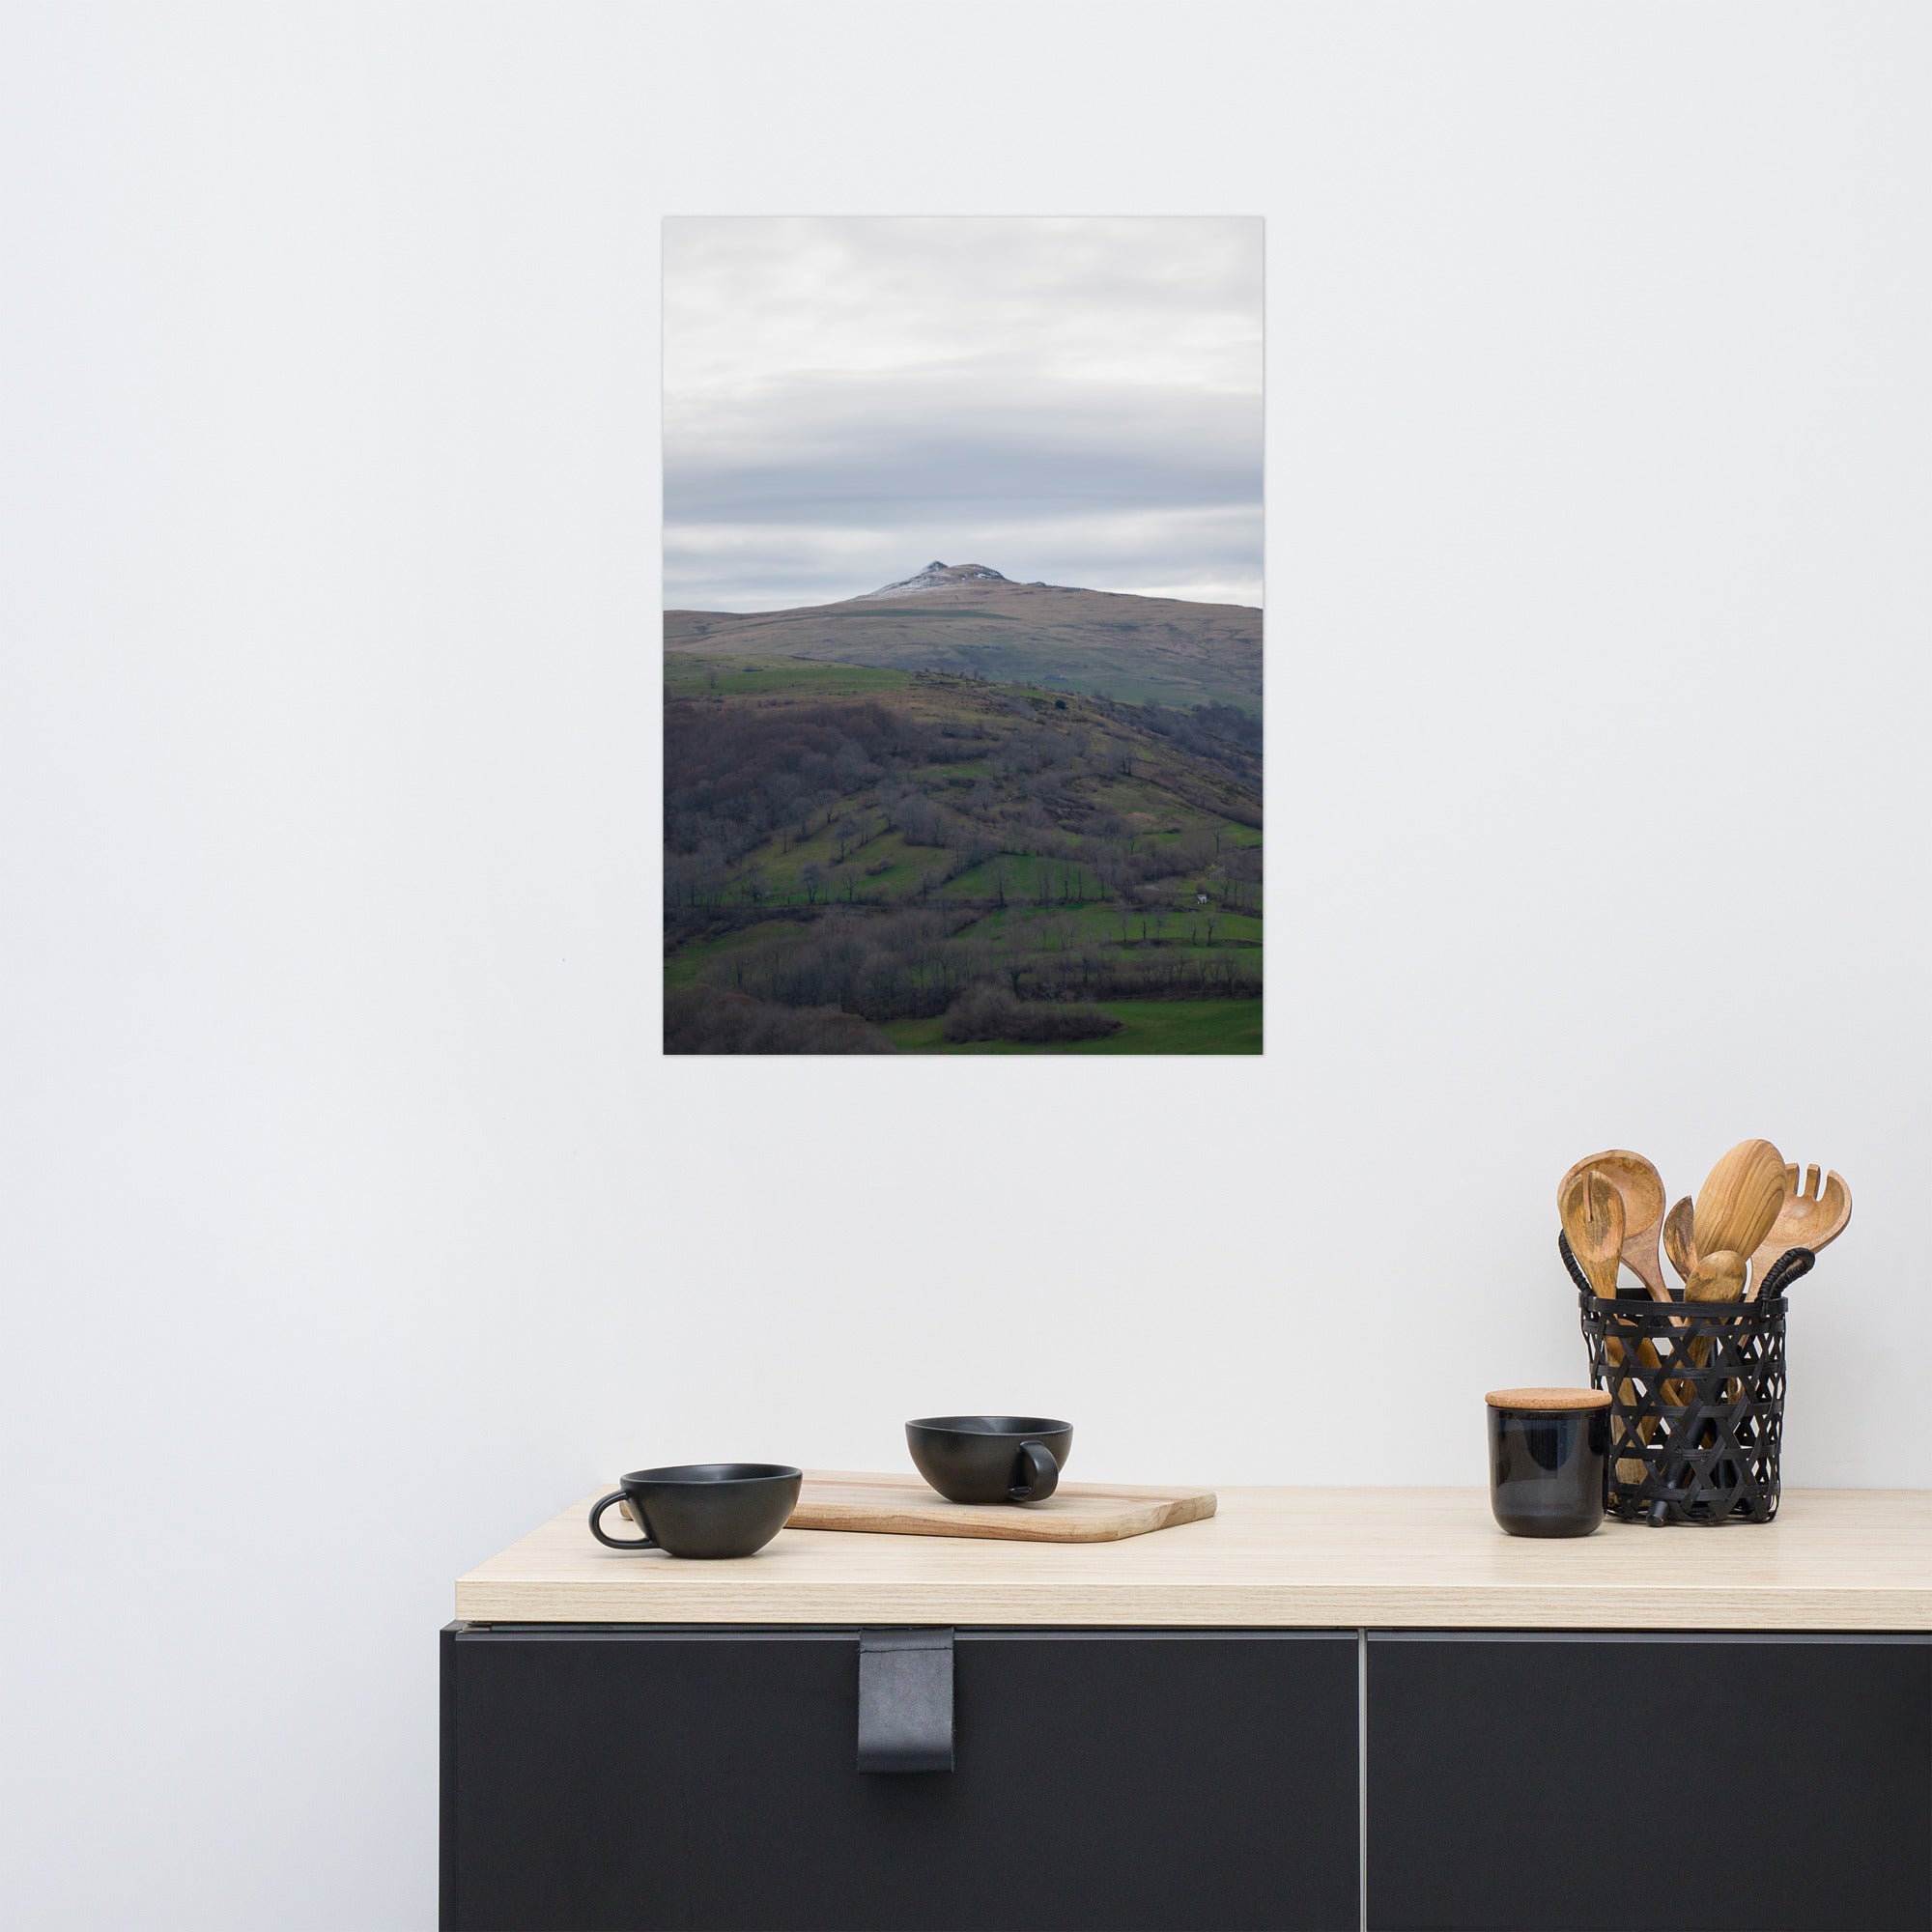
(1747, 1165, 1852, 1298)
(1557, 1151, 1669, 1301)
(1559, 1167, 1624, 1297)
(1560, 1168, 1649, 1482)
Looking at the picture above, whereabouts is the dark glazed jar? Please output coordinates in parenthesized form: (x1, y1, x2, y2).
(1485, 1387, 1609, 1538)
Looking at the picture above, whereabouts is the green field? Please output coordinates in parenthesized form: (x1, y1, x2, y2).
(883, 1000, 1262, 1055)
(663, 654, 913, 698)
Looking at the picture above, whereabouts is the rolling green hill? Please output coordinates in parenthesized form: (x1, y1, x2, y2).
(663, 655, 1262, 1054)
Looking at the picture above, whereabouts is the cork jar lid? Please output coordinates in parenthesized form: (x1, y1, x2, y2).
(1485, 1386, 1611, 1411)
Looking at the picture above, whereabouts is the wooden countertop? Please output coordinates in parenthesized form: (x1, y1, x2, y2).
(454, 1483, 1932, 1631)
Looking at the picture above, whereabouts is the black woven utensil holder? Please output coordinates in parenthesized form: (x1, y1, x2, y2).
(1568, 1235, 1802, 1525)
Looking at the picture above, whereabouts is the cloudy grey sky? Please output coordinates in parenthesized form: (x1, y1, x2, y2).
(663, 217, 1262, 612)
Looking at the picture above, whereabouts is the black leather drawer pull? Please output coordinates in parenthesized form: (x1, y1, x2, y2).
(857, 1629, 954, 1773)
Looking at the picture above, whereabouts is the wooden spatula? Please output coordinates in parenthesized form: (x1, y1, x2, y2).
(1692, 1140, 1787, 1271)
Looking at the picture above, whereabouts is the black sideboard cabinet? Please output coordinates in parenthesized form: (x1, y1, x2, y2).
(1366, 1632, 1932, 1932)
(442, 1626, 1360, 1931)
(442, 1622, 1930, 1932)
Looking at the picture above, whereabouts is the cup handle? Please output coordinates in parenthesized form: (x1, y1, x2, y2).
(588, 1491, 656, 1550)
(1009, 1440, 1060, 1503)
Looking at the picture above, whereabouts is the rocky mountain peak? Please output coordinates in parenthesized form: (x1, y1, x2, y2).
(857, 560, 1010, 599)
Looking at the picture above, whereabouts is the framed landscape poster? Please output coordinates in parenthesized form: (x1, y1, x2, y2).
(663, 217, 1263, 1054)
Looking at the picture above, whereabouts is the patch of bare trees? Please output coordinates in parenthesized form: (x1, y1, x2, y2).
(666, 985, 895, 1055)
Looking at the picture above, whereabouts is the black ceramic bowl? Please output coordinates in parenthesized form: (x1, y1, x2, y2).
(906, 1416, 1073, 1505)
(1485, 1390, 1607, 1539)
(587, 1462, 802, 1558)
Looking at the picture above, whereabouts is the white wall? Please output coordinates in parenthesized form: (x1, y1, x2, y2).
(4, 4, 1927, 1926)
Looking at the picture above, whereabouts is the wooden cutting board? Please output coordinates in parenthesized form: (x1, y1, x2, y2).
(785, 1470, 1217, 1544)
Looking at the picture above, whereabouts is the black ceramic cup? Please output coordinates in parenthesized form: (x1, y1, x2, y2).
(587, 1463, 802, 1558)
(1486, 1389, 1608, 1538)
(905, 1416, 1072, 1505)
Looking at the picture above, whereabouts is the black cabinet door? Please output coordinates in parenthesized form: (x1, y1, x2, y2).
(1366, 1632, 1932, 1931)
(442, 1626, 1360, 1932)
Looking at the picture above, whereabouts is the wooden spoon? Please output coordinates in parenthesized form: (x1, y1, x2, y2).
(1684, 1248, 1746, 1304)
(1653, 1196, 1701, 1411)
(1559, 1167, 1624, 1297)
(1692, 1140, 1786, 1269)
(1558, 1151, 1669, 1301)
(1662, 1196, 1697, 1285)
(1747, 1164, 1852, 1298)
(1665, 1248, 1747, 1404)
